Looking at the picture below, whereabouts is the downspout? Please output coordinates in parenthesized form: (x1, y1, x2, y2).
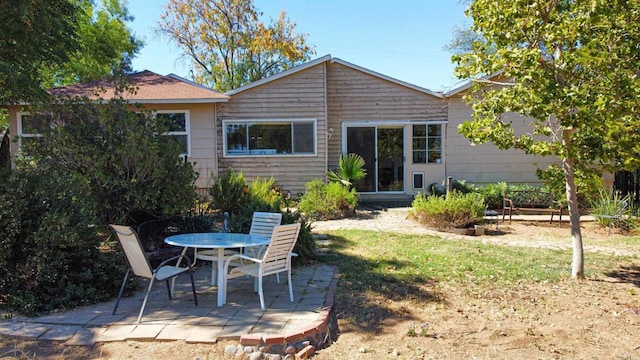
(212, 102, 218, 179)
(324, 60, 329, 182)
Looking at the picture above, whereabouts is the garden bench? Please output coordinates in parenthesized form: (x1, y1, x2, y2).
(503, 189, 563, 223)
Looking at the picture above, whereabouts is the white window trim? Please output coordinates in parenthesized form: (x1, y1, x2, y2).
(222, 118, 317, 157)
(412, 122, 445, 165)
(17, 111, 44, 149)
(154, 110, 191, 157)
(18, 110, 192, 158)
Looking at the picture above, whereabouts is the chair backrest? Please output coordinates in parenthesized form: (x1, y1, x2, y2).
(261, 223, 301, 274)
(249, 212, 283, 238)
(109, 224, 154, 279)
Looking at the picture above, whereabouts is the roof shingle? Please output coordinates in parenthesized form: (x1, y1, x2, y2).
(48, 70, 228, 103)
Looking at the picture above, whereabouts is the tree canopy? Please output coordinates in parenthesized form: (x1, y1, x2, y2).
(0, 0, 142, 104)
(41, 0, 143, 88)
(0, 0, 80, 103)
(158, 0, 315, 92)
(453, 0, 640, 278)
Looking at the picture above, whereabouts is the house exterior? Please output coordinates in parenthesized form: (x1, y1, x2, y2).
(4, 55, 561, 199)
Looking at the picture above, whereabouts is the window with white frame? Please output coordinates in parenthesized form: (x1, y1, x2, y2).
(155, 111, 190, 156)
(412, 123, 443, 164)
(223, 119, 316, 156)
(17, 112, 50, 150)
(18, 111, 191, 157)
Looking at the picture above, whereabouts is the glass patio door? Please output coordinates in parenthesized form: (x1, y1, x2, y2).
(345, 125, 404, 193)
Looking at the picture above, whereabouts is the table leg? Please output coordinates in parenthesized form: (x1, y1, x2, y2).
(217, 248, 225, 307)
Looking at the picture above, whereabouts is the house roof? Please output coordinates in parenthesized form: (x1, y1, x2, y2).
(48, 71, 229, 104)
(225, 55, 444, 98)
(443, 71, 504, 97)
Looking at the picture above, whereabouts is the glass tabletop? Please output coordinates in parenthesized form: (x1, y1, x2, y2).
(164, 232, 269, 248)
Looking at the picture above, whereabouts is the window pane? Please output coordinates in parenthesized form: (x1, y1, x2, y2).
(226, 124, 247, 152)
(413, 150, 426, 163)
(249, 123, 291, 154)
(169, 135, 188, 154)
(21, 115, 50, 134)
(412, 138, 426, 150)
(428, 124, 441, 136)
(157, 113, 186, 132)
(428, 138, 441, 151)
(413, 124, 426, 137)
(293, 122, 314, 153)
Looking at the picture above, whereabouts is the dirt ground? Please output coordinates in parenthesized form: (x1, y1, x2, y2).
(2, 217, 640, 359)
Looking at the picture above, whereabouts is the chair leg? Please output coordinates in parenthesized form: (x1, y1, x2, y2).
(287, 269, 294, 302)
(165, 280, 173, 300)
(112, 268, 131, 315)
(189, 271, 198, 306)
(258, 275, 265, 311)
(137, 277, 156, 323)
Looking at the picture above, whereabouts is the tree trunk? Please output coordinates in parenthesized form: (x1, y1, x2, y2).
(562, 130, 584, 278)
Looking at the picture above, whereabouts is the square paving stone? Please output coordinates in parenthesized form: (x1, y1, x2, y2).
(38, 325, 83, 341)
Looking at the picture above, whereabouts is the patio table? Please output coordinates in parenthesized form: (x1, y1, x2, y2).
(165, 232, 270, 306)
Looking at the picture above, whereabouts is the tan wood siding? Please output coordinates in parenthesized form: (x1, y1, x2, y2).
(326, 63, 447, 170)
(446, 96, 559, 185)
(216, 65, 328, 196)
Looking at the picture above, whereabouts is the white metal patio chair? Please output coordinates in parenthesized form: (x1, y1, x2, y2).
(195, 212, 282, 285)
(222, 222, 301, 311)
(109, 224, 198, 323)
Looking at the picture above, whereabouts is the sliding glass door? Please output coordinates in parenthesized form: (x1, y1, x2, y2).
(345, 125, 404, 193)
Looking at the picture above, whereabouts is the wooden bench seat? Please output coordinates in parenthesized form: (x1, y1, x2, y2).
(503, 189, 563, 223)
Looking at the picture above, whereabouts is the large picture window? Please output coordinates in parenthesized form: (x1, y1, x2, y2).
(224, 119, 316, 156)
(412, 123, 443, 164)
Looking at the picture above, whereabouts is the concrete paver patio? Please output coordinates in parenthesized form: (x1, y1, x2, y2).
(0, 263, 337, 346)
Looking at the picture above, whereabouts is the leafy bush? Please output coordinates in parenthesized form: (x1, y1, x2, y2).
(410, 191, 485, 229)
(0, 172, 124, 316)
(209, 170, 316, 263)
(427, 179, 476, 197)
(590, 188, 635, 231)
(208, 168, 248, 214)
(327, 153, 367, 188)
(298, 180, 358, 221)
(537, 164, 603, 208)
(476, 182, 507, 209)
(20, 98, 199, 225)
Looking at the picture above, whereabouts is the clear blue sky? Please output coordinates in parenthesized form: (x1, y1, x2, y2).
(128, 1, 470, 92)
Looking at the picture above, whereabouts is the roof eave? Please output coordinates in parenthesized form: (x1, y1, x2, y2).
(444, 71, 504, 98)
(225, 54, 333, 96)
(330, 58, 444, 99)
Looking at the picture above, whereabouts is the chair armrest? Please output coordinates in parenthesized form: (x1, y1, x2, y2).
(503, 198, 514, 209)
(224, 253, 262, 266)
(158, 254, 193, 269)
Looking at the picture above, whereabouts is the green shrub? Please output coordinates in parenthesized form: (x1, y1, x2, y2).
(476, 182, 507, 209)
(209, 171, 316, 263)
(410, 191, 485, 229)
(590, 188, 635, 231)
(0, 172, 125, 316)
(537, 164, 603, 207)
(427, 179, 476, 197)
(298, 180, 358, 221)
(208, 167, 249, 214)
(20, 99, 198, 225)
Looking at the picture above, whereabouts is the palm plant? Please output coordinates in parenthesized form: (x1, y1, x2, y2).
(327, 153, 367, 188)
